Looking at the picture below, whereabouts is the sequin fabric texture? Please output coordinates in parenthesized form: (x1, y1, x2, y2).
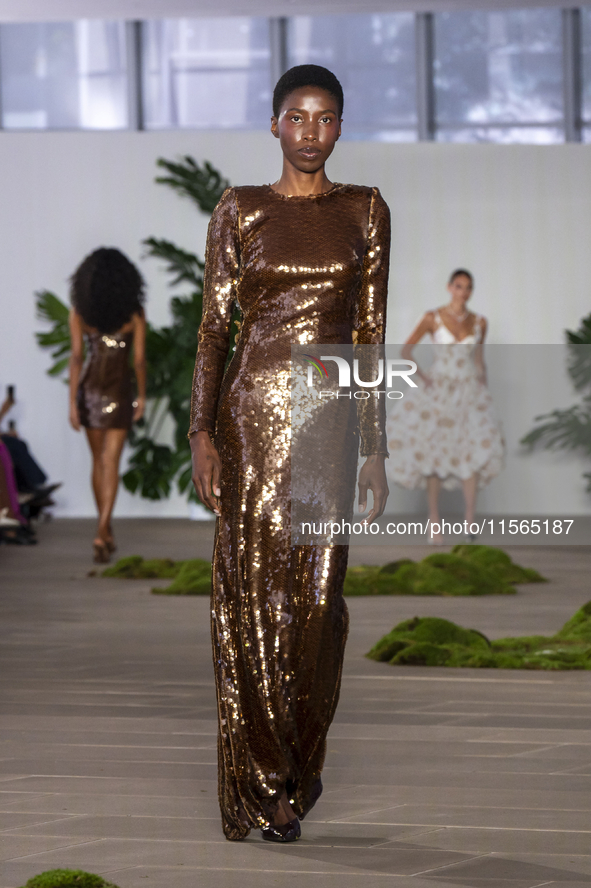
(189, 184, 390, 840)
(77, 330, 134, 429)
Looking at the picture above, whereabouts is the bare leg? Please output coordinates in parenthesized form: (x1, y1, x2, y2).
(462, 473, 478, 527)
(427, 475, 443, 543)
(97, 428, 127, 542)
(85, 428, 106, 522)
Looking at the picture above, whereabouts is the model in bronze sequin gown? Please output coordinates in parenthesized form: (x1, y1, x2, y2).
(189, 181, 390, 840)
(189, 65, 390, 842)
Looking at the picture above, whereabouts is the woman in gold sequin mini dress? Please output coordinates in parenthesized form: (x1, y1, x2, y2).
(68, 248, 147, 563)
(189, 66, 391, 843)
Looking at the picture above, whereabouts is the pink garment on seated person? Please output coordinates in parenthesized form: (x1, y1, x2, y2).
(0, 439, 25, 524)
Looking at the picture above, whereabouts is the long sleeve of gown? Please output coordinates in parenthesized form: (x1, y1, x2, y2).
(355, 187, 391, 456)
(188, 187, 240, 436)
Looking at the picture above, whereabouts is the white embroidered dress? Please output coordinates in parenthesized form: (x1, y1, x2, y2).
(386, 311, 505, 490)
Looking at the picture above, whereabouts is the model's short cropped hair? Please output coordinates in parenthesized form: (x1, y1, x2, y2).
(273, 65, 344, 118)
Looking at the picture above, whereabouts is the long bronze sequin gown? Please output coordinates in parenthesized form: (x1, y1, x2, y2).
(77, 329, 134, 429)
(189, 184, 390, 841)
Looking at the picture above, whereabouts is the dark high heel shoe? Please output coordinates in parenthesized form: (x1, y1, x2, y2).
(261, 817, 301, 843)
(93, 539, 110, 564)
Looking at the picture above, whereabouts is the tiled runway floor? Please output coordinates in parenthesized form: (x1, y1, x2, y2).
(1, 518, 591, 888)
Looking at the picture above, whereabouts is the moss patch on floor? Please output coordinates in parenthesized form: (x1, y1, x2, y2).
(18, 871, 119, 888)
(344, 546, 545, 597)
(367, 601, 591, 670)
(102, 555, 211, 595)
(102, 545, 545, 597)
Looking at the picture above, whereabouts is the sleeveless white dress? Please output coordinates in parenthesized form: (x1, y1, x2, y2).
(386, 311, 504, 491)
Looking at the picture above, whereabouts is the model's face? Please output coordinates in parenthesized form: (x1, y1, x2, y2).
(271, 86, 341, 172)
(447, 275, 473, 304)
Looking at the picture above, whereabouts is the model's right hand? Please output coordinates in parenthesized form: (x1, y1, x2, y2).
(190, 430, 221, 515)
(69, 402, 81, 431)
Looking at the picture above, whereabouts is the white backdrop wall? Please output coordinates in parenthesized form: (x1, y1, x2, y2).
(0, 131, 590, 518)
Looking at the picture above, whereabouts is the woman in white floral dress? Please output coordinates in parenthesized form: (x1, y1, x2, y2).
(386, 269, 504, 543)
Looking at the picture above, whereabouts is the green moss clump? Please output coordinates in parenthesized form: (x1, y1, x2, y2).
(367, 615, 491, 665)
(19, 870, 119, 888)
(345, 548, 526, 597)
(343, 565, 407, 596)
(379, 559, 415, 575)
(367, 601, 591, 670)
(151, 559, 212, 595)
(101, 556, 210, 593)
(102, 546, 545, 599)
(451, 545, 546, 584)
(555, 599, 591, 641)
(102, 556, 178, 579)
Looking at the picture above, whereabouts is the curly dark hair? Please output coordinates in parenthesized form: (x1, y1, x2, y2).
(273, 64, 344, 119)
(70, 247, 145, 334)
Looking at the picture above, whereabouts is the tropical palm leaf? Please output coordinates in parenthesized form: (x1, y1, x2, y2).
(521, 401, 591, 456)
(143, 238, 204, 289)
(566, 314, 591, 390)
(155, 156, 229, 215)
(35, 290, 72, 378)
(521, 315, 591, 495)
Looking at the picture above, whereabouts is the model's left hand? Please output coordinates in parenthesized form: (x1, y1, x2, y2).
(358, 454, 389, 524)
(133, 397, 145, 422)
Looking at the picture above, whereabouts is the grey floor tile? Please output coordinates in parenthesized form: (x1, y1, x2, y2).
(0, 812, 77, 831)
(339, 804, 591, 831)
(7, 813, 222, 841)
(314, 783, 589, 811)
(404, 827, 591, 856)
(0, 790, 218, 817)
(496, 855, 591, 877)
(80, 868, 474, 888)
(425, 853, 591, 883)
(261, 843, 477, 875)
(0, 776, 218, 797)
(0, 794, 54, 810)
(0, 834, 103, 860)
(0, 836, 418, 873)
(0, 744, 217, 764)
(0, 759, 217, 780)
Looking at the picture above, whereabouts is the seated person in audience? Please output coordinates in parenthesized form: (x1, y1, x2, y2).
(0, 438, 36, 545)
(0, 391, 61, 509)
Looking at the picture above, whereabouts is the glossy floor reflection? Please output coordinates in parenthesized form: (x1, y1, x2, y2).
(1, 519, 590, 888)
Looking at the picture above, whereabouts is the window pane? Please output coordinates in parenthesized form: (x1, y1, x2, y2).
(581, 7, 591, 123)
(436, 125, 563, 144)
(0, 21, 128, 129)
(143, 18, 271, 129)
(434, 8, 563, 133)
(288, 14, 416, 141)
